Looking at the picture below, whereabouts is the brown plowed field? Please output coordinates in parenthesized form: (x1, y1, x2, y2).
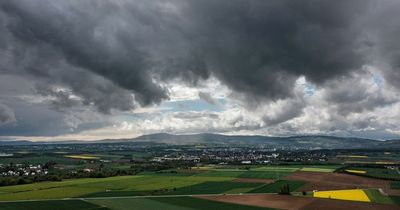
(301, 198, 400, 210)
(285, 171, 400, 195)
(233, 178, 274, 184)
(197, 194, 314, 210)
(197, 194, 400, 210)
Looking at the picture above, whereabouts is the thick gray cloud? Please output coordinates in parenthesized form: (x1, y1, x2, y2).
(1, 0, 400, 138)
(323, 71, 398, 116)
(262, 99, 305, 126)
(198, 91, 217, 105)
(0, 104, 16, 126)
(368, 1, 400, 91)
(0, 0, 382, 110)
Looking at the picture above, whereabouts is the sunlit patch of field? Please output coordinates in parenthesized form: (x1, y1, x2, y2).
(192, 166, 215, 170)
(16, 151, 31, 154)
(313, 189, 371, 202)
(337, 155, 369, 158)
(53, 151, 68, 154)
(344, 161, 398, 165)
(300, 167, 335, 173)
(64, 155, 99, 160)
(345, 169, 367, 174)
(375, 161, 396, 164)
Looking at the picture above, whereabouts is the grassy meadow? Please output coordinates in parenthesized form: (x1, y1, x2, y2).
(248, 180, 305, 193)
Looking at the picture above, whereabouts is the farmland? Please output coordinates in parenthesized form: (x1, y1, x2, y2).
(344, 167, 400, 180)
(299, 165, 339, 173)
(0, 167, 305, 201)
(64, 155, 100, 160)
(248, 180, 305, 193)
(364, 189, 398, 204)
(0, 175, 237, 200)
(199, 194, 400, 210)
(0, 164, 336, 204)
(0, 197, 273, 210)
(165, 181, 261, 195)
(0, 143, 400, 209)
(0, 200, 111, 210)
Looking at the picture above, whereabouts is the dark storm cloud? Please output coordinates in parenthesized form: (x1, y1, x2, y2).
(35, 84, 80, 111)
(0, 102, 66, 136)
(323, 72, 398, 116)
(367, 0, 400, 91)
(181, 0, 369, 102)
(1, 0, 400, 115)
(0, 0, 376, 110)
(0, 104, 16, 126)
(0, 0, 166, 113)
(262, 99, 305, 126)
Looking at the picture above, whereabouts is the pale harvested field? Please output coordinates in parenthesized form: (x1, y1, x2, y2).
(197, 194, 399, 210)
(285, 171, 400, 196)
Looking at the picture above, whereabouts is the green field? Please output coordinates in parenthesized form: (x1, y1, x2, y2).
(346, 167, 400, 180)
(89, 198, 193, 210)
(148, 197, 275, 210)
(248, 180, 305, 193)
(139, 171, 198, 177)
(195, 165, 341, 179)
(0, 197, 274, 210)
(0, 175, 235, 201)
(0, 163, 345, 202)
(0, 200, 110, 210)
(252, 166, 300, 172)
(83, 181, 264, 197)
(194, 170, 244, 177)
(0, 165, 316, 201)
(167, 181, 262, 195)
(239, 171, 289, 179)
(389, 196, 400, 205)
(194, 168, 291, 180)
(364, 189, 396, 204)
(392, 181, 400, 189)
(364, 189, 400, 205)
(299, 165, 341, 173)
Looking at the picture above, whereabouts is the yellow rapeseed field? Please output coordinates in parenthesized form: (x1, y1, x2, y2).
(337, 155, 368, 158)
(313, 189, 371, 202)
(375, 161, 396, 165)
(345, 169, 367, 174)
(64, 155, 99, 160)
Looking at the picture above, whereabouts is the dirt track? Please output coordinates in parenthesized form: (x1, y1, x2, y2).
(285, 171, 400, 195)
(197, 194, 400, 210)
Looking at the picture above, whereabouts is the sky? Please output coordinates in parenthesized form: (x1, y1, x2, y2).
(1, 0, 400, 141)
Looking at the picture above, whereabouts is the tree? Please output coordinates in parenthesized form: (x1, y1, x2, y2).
(279, 184, 290, 195)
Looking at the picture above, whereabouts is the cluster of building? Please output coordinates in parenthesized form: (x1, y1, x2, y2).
(0, 164, 48, 177)
(149, 146, 333, 164)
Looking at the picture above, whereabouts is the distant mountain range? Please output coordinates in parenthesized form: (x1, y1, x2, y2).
(1, 133, 399, 149)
